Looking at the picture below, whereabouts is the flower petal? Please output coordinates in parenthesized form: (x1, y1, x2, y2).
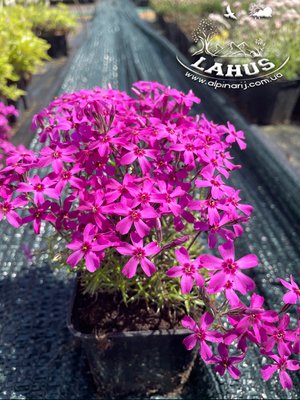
(67, 250, 83, 267)
(183, 334, 197, 350)
(167, 266, 183, 278)
(122, 257, 139, 278)
(279, 370, 293, 390)
(200, 254, 223, 270)
(261, 364, 277, 381)
(236, 254, 258, 269)
(175, 247, 190, 265)
(219, 240, 235, 260)
(140, 257, 156, 277)
(85, 252, 100, 272)
(180, 274, 193, 294)
(181, 315, 197, 330)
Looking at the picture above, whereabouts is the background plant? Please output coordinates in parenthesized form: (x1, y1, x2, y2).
(202, 0, 300, 80)
(0, 6, 50, 99)
(25, 4, 78, 36)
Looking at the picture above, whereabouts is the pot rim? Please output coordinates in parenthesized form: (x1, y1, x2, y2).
(67, 277, 191, 341)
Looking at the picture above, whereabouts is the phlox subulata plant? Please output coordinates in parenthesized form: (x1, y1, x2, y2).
(0, 81, 298, 388)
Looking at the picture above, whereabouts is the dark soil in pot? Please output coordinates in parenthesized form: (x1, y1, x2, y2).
(68, 279, 198, 399)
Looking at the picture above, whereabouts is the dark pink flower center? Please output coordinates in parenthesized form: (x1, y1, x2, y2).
(157, 160, 166, 168)
(102, 135, 109, 143)
(185, 143, 194, 151)
(34, 183, 45, 192)
(210, 179, 220, 187)
(52, 151, 61, 159)
(138, 192, 150, 203)
(222, 259, 238, 274)
(195, 328, 206, 341)
(34, 211, 41, 219)
(211, 225, 219, 232)
(250, 313, 259, 323)
(1, 202, 11, 214)
(278, 359, 287, 370)
(222, 359, 230, 368)
(208, 199, 216, 208)
(133, 247, 145, 260)
(129, 209, 141, 221)
(62, 171, 71, 180)
(134, 148, 145, 157)
(276, 331, 285, 340)
(294, 289, 300, 295)
(165, 194, 171, 203)
(183, 263, 195, 275)
(81, 242, 92, 253)
(119, 185, 127, 194)
(224, 280, 233, 289)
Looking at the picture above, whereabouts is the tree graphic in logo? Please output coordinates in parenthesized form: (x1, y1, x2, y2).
(192, 19, 265, 59)
(192, 19, 219, 56)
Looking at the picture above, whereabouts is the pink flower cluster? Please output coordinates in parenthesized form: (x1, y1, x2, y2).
(0, 102, 19, 141)
(0, 81, 298, 389)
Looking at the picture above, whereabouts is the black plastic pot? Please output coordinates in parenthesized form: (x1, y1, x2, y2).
(67, 280, 196, 399)
(156, 14, 191, 57)
(40, 33, 68, 58)
(228, 79, 300, 125)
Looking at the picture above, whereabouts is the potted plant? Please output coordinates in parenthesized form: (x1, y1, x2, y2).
(25, 4, 78, 58)
(0, 5, 50, 110)
(0, 81, 299, 397)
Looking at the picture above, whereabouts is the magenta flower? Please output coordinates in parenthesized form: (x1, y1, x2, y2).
(113, 200, 157, 237)
(167, 247, 204, 294)
(278, 275, 300, 304)
(22, 201, 56, 234)
(261, 347, 300, 390)
(116, 232, 160, 278)
(0, 196, 27, 228)
(38, 145, 76, 173)
(181, 313, 222, 360)
(151, 181, 185, 217)
(234, 294, 278, 343)
(66, 224, 109, 272)
(225, 122, 246, 150)
(78, 191, 111, 229)
(105, 174, 137, 204)
(171, 137, 202, 166)
(194, 213, 235, 248)
(195, 166, 231, 199)
(200, 240, 258, 295)
(55, 166, 83, 192)
(207, 343, 245, 379)
(263, 314, 296, 354)
(17, 176, 60, 205)
(119, 144, 157, 174)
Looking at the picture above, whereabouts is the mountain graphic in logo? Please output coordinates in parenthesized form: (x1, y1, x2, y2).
(192, 40, 265, 58)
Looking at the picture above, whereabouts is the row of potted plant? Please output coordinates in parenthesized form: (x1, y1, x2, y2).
(151, 0, 300, 124)
(0, 81, 299, 397)
(193, 0, 300, 124)
(0, 3, 77, 105)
